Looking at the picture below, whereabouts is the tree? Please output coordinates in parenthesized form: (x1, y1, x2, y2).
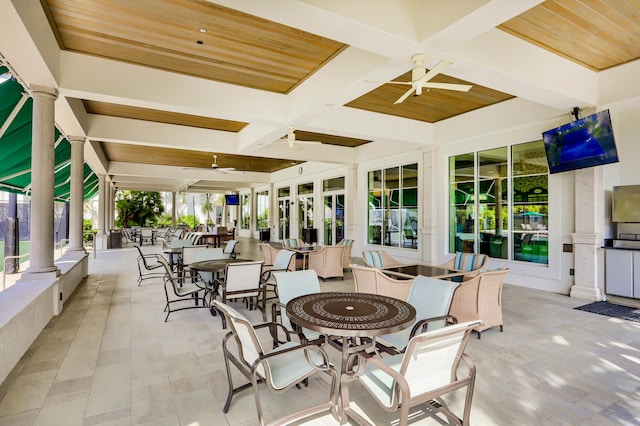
(200, 193, 216, 226)
(115, 191, 165, 227)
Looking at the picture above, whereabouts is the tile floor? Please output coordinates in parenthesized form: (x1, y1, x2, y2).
(0, 238, 639, 425)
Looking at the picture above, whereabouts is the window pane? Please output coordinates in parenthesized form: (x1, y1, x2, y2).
(401, 163, 418, 249)
(323, 176, 345, 191)
(449, 154, 475, 253)
(478, 147, 508, 259)
(384, 166, 400, 246)
(512, 141, 548, 264)
(256, 191, 268, 229)
(240, 194, 250, 230)
(368, 170, 382, 244)
(278, 187, 290, 197)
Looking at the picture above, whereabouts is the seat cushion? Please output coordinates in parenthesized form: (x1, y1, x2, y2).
(363, 251, 383, 268)
(453, 252, 486, 271)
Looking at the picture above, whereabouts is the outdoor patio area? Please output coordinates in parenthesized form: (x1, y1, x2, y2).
(0, 239, 638, 425)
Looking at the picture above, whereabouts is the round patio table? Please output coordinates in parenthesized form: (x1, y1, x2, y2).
(286, 291, 415, 422)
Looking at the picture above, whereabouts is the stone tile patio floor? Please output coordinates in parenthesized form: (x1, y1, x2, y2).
(0, 238, 638, 425)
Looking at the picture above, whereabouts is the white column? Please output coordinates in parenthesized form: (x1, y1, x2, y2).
(422, 149, 438, 263)
(96, 174, 107, 249)
(68, 136, 86, 252)
(25, 85, 59, 275)
(570, 167, 604, 301)
(171, 191, 177, 227)
(346, 164, 357, 241)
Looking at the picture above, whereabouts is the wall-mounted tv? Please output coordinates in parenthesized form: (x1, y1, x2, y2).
(224, 194, 239, 205)
(542, 109, 619, 174)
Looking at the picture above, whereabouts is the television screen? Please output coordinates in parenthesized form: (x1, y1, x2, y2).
(225, 194, 239, 205)
(542, 109, 619, 174)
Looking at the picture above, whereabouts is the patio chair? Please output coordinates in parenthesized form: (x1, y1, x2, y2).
(376, 275, 459, 354)
(223, 239, 238, 259)
(342, 320, 482, 426)
(336, 239, 354, 268)
(213, 261, 266, 328)
(139, 227, 155, 245)
(157, 256, 209, 322)
(281, 238, 303, 249)
(214, 300, 338, 426)
(308, 245, 345, 280)
(440, 252, 488, 281)
(261, 249, 296, 300)
(187, 247, 225, 285)
(403, 228, 417, 247)
(134, 244, 165, 286)
(449, 268, 509, 338)
(351, 264, 415, 301)
(362, 250, 405, 268)
(258, 242, 279, 266)
(270, 270, 325, 346)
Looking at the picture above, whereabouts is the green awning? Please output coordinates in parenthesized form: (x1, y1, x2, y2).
(0, 68, 97, 201)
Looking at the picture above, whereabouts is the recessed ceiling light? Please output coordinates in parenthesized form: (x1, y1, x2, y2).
(199, 27, 207, 33)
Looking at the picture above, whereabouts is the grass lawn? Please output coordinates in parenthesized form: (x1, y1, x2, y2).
(0, 241, 31, 273)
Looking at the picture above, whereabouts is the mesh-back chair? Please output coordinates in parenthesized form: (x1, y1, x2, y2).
(270, 270, 324, 346)
(213, 261, 266, 328)
(376, 276, 459, 354)
(261, 249, 296, 301)
(139, 227, 155, 245)
(134, 244, 165, 286)
(214, 300, 338, 426)
(189, 247, 225, 287)
(157, 256, 209, 322)
(223, 239, 239, 259)
(342, 320, 482, 426)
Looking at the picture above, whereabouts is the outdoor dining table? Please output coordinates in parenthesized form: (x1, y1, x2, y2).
(290, 245, 320, 269)
(286, 291, 416, 422)
(382, 264, 467, 280)
(189, 258, 254, 314)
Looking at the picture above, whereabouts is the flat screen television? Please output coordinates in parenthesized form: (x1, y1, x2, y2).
(224, 194, 239, 205)
(542, 109, 619, 174)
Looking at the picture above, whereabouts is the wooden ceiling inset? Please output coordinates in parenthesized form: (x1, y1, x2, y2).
(292, 130, 371, 148)
(41, 0, 347, 93)
(498, 0, 640, 71)
(82, 100, 248, 131)
(100, 142, 301, 173)
(346, 70, 513, 123)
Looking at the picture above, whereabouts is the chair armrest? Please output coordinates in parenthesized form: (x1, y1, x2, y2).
(409, 314, 457, 340)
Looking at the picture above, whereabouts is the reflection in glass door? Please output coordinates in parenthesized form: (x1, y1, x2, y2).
(278, 198, 290, 240)
(323, 194, 345, 245)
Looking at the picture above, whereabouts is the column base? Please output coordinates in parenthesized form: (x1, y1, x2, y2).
(570, 284, 603, 302)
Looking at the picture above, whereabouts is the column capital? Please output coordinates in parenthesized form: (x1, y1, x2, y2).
(68, 135, 86, 144)
(29, 85, 58, 99)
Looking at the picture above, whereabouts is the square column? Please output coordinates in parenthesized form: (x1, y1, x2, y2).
(570, 167, 604, 301)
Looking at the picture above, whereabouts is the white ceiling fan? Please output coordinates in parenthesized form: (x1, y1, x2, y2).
(183, 154, 245, 174)
(369, 53, 472, 104)
(275, 126, 322, 149)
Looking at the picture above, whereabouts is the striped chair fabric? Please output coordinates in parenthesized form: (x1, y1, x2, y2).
(282, 238, 302, 248)
(453, 252, 487, 272)
(363, 251, 384, 268)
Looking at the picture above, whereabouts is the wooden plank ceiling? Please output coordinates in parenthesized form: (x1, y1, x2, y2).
(100, 142, 301, 173)
(499, 0, 640, 71)
(39, 0, 640, 178)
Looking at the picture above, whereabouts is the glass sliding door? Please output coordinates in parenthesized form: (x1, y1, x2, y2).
(323, 177, 345, 246)
(277, 187, 290, 240)
(478, 147, 508, 259)
(297, 182, 314, 242)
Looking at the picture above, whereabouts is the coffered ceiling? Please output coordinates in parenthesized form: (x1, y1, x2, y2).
(2, 0, 639, 192)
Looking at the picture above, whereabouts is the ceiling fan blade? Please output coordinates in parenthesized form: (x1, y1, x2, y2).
(365, 80, 412, 86)
(423, 82, 472, 92)
(394, 87, 416, 104)
(417, 59, 453, 84)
